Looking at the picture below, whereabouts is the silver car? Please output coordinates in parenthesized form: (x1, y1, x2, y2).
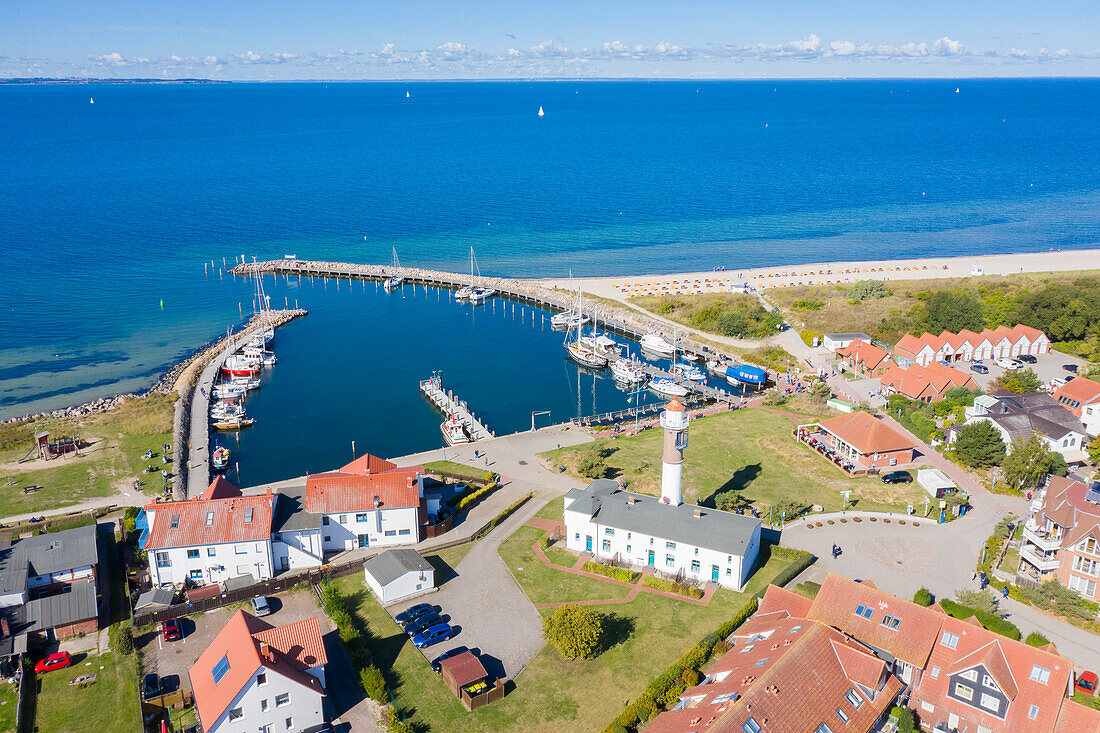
(250, 595, 272, 616)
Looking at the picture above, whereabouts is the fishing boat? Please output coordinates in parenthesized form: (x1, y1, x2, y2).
(610, 357, 646, 384)
(649, 378, 689, 397)
(440, 415, 472, 446)
(639, 333, 676, 357)
(222, 356, 260, 377)
(670, 361, 706, 383)
(706, 358, 731, 375)
(212, 416, 255, 431)
(211, 445, 231, 471)
(384, 247, 405, 291)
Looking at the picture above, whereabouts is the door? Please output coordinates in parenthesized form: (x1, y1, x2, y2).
(358, 534, 369, 549)
(280, 556, 289, 571)
(585, 536, 592, 552)
(647, 550, 655, 566)
(712, 565, 720, 582)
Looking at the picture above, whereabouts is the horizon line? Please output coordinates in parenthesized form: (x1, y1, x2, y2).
(6, 74, 1100, 84)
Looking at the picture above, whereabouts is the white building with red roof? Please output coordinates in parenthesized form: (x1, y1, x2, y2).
(1052, 377, 1100, 437)
(304, 453, 427, 554)
(799, 412, 918, 471)
(894, 324, 1049, 367)
(189, 609, 327, 733)
(1019, 476, 1100, 601)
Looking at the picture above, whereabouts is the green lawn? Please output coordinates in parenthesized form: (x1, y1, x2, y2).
(33, 651, 141, 733)
(501, 526, 630, 604)
(543, 408, 929, 515)
(0, 679, 17, 733)
(533, 496, 565, 522)
(0, 395, 173, 516)
(422, 460, 494, 484)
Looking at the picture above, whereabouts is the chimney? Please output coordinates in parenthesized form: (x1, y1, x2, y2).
(0, 618, 9, 638)
(374, 495, 381, 508)
(693, 508, 702, 519)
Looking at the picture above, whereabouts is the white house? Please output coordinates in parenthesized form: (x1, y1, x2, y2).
(948, 391, 1090, 464)
(363, 548, 435, 605)
(822, 332, 872, 350)
(190, 609, 327, 733)
(139, 478, 276, 587)
(304, 454, 426, 554)
(269, 487, 325, 573)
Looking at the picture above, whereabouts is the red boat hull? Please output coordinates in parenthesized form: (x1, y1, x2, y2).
(222, 367, 260, 377)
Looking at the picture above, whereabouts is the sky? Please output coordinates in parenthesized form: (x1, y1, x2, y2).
(3, 0, 1100, 80)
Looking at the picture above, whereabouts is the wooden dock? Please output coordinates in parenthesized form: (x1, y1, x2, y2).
(419, 374, 495, 442)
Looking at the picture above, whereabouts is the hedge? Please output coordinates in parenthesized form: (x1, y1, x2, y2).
(939, 599, 1021, 641)
(643, 576, 704, 599)
(583, 561, 640, 584)
(762, 546, 814, 593)
(1025, 631, 1050, 648)
(603, 596, 758, 733)
(474, 492, 533, 540)
(453, 481, 500, 512)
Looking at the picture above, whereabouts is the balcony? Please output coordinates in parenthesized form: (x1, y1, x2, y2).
(1020, 545, 1059, 573)
(1023, 525, 1063, 552)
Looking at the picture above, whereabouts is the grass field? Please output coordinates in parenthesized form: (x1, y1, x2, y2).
(339, 526, 799, 733)
(543, 408, 928, 515)
(33, 651, 141, 733)
(422, 460, 495, 484)
(0, 679, 16, 733)
(627, 293, 781, 340)
(0, 395, 174, 516)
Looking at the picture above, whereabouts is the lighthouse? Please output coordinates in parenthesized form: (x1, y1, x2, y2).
(659, 396, 689, 506)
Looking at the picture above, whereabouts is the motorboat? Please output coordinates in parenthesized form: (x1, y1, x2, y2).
(649, 378, 689, 397)
(567, 342, 608, 369)
(467, 286, 496, 303)
(261, 353, 276, 367)
(550, 311, 589, 328)
(212, 416, 255, 431)
(639, 333, 676, 357)
(212, 383, 246, 400)
(724, 364, 769, 387)
(210, 401, 244, 419)
(580, 333, 621, 354)
(211, 445, 231, 472)
(222, 356, 260, 377)
(680, 350, 704, 362)
(706, 358, 731, 375)
(610, 357, 646, 384)
(229, 376, 261, 390)
(670, 362, 706, 383)
(440, 415, 472, 446)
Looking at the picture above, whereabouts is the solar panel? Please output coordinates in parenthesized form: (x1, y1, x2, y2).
(1085, 482, 1100, 506)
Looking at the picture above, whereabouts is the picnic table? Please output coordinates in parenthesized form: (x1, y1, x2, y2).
(69, 673, 97, 688)
(22, 485, 42, 494)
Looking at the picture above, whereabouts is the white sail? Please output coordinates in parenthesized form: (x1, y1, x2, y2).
(537, 106, 544, 117)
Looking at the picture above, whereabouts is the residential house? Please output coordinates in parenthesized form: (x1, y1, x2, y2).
(807, 412, 918, 470)
(879, 362, 977, 404)
(362, 548, 435, 605)
(304, 453, 427, 554)
(563, 479, 762, 591)
(894, 333, 942, 368)
(946, 391, 1089, 464)
(190, 609, 327, 733)
(1018, 476, 1100, 601)
(0, 525, 100, 641)
(269, 486, 324, 574)
(139, 477, 277, 587)
(894, 325, 1049, 367)
(823, 332, 873, 350)
(835, 338, 893, 376)
(1051, 378, 1100, 437)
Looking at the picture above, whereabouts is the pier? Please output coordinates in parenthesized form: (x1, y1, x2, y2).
(419, 374, 495, 442)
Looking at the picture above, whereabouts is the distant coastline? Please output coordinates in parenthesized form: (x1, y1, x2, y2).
(0, 77, 229, 85)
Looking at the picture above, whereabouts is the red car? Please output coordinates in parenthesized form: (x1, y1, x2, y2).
(1077, 671, 1098, 696)
(34, 652, 73, 674)
(162, 618, 182, 642)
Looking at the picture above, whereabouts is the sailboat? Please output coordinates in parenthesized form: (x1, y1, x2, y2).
(564, 290, 607, 369)
(454, 247, 496, 303)
(406, 91, 411, 98)
(537, 106, 545, 117)
(89, 97, 94, 104)
(384, 247, 404, 291)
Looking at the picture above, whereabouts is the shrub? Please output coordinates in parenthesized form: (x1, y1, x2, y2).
(544, 604, 605, 660)
(360, 665, 387, 702)
(913, 587, 933, 607)
(792, 299, 824, 311)
(891, 706, 917, 733)
(681, 668, 701, 687)
(847, 280, 892, 300)
(712, 639, 732, 654)
(538, 535, 552, 551)
(338, 624, 361, 645)
(381, 708, 414, 733)
(583, 561, 640, 583)
(643, 576, 704, 599)
(1025, 632, 1051, 648)
(765, 547, 814, 591)
(454, 481, 500, 511)
(939, 599, 1021, 641)
(109, 621, 133, 655)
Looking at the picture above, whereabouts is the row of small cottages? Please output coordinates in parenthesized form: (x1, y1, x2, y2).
(895, 324, 1050, 368)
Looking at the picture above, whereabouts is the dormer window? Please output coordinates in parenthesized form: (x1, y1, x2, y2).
(245, 507, 254, 523)
(170, 514, 180, 529)
(205, 512, 214, 527)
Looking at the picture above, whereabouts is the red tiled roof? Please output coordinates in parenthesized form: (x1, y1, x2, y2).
(340, 453, 398, 475)
(201, 476, 242, 500)
(1015, 323, 1048, 342)
(756, 584, 813, 619)
(1055, 699, 1100, 733)
(818, 412, 916, 455)
(189, 610, 326, 731)
(305, 465, 422, 514)
(946, 640, 1019, 699)
(252, 617, 328, 670)
(144, 487, 274, 549)
(836, 339, 890, 370)
(1053, 377, 1100, 410)
(895, 333, 940, 357)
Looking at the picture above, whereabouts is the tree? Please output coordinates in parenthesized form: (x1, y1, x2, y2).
(770, 498, 810, 522)
(920, 290, 984, 334)
(543, 604, 604, 660)
(1025, 632, 1051, 648)
(890, 706, 917, 733)
(1001, 434, 1055, 493)
(716, 490, 750, 513)
(360, 665, 387, 702)
(952, 421, 1006, 468)
(847, 280, 892, 301)
(109, 621, 133, 655)
(992, 368, 1043, 394)
(1088, 435, 1100, 465)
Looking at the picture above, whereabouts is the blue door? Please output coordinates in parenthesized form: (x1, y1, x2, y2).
(585, 536, 592, 552)
(648, 550, 655, 566)
(712, 565, 720, 582)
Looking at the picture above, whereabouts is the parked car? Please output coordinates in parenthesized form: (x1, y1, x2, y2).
(405, 613, 443, 638)
(430, 646, 470, 674)
(881, 471, 913, 485)
(394, 603, 436, 627)
(162, 618, 182, 641)
(250, 595, 272, 617)
(1017, 354, 1037, 364)
(970, 362, 989, 374)
(34, 651, 73, 674)
(995, 358, 1020, 370)
(413, 623, 457, 648)
(1065, 363, 1080, 373)
(1077, 671, 1098, 696)
(142, 673, 161, 700)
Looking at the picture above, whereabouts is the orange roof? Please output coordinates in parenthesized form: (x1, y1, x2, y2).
(252, 617, 328, 670)
(1015, 323, 1048, 342)
(305, 456, 423, 514)
(895, 332, 941, 356)
(201, 476, 242, 501)
(807, 574, 944, 668)
(666, 396, 686, 412)
(144, 487, 273, 549)
(189, 610, 326, 731)
(1055, 699, 1100, 733)
(836, 339, 890, 369)
(439, 650, 488, 687)
(1053, 377, 1100, 408)
(817, 412, 916, 455)
(340, 453, 398, 475)
(756, 584, 813, 619)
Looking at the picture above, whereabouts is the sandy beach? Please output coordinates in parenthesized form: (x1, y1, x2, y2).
(540, 248, 1100, 301)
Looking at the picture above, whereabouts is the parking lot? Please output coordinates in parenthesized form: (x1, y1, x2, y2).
(965, 349, 1088, 391)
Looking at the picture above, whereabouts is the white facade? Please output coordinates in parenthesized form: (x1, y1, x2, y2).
(1084, 403, 1100, 438)
(272, 530, 324, 573)
(949, 416, 1087, 461)
(319, 505, 420, 553)
(206, 666, 325, 733)
(364, 566, 436, 606)
(563, 502, 761, 591)
(150, 540, 274, 587)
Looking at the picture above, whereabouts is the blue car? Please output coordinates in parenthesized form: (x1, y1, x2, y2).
(405, 613, 443, 637)
(413, 623, 457, 648)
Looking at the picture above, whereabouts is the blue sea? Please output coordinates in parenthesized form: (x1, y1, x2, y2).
(2, 79, 1099, 474)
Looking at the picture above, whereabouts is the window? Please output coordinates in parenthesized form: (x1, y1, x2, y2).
(627, 532, 632, 539)
(880, 613, 901, 630)
(712, 692, 736, 704)
(694, 547, 699, 555)
(961, 670, 978, 682)
(356, 513, 369, 522)
(205, 512, 214, 527)
(845, 689, 863, 709)
(339, 515, 347, 524)
(285, 718, 293, 730)
(815, 725, 833, 733)
(753, 657, 769, 668)
(921, 701, 935, 713)
(626, 545, 631, 553)
(275, 692, 290, 707)
(954, 683, 974, 701)
(650, 537, 654, 545)
(741, 644, 755, 653)
(665, 554, 675, 567)
(235, 544, 247, 555)
(728, 555, 732, 562)
(189, 569, 203, 580)
(228, 707, 243, 721)
(691, 560, 700, 573)
(385, 530, 396, 537)
(726, 568, 732, 576)
(236, 565, 249, 574)
(323, 516, 330, 525)
(941, 631, 960, 649)
(256, 542, 263, 551)
(256, 672, 267, 686)
(854, 604, 874, 619)
(244, 507, 254, 523)
(324, 536, 330, 542)
(155, 552, 171, 568)
(604, 527, 614, 536)
(185, 548, 200, 559)
(602, 539, 611, 552)
(983, 675, 998, 690)
(207, 548, 216, 557)
(169, 514, 180, 529)
(212, 655, 230, 684)
(1030, 665, 1051, 684)
(930, 665, 940, 679)
(398, 529, 411, 535)
(980, 693, 999, 712)
(261, 699, 269, 711)
(1073, 556, 1100, 576)
(666, 541, 676, 549)
(1082, 537, 1099, 555)
(742, 719, 762, 733)
(575, 533, 579, 540)
(1028, 705, 1040, 719)
(1069, 574, 1098, 597)
(788, 625, 803, 634)
(836, 708, 849, 722)
(259, 726, 272, 733)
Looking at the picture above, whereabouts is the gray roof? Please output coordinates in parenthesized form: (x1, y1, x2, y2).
(977, 391, 1087, 442)
(363, 549, 433, 586)
(825, 332, 872, 340)
(134, 587, 175, 610)
(0, 524, 99, 596)
(565, 479, 762, 557)
(18, 577, 98, 632)
(271, 488, 322, 533)
(222, 575, 256, 593)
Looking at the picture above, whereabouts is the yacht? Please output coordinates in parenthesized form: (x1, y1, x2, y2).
(649, 378, 689, 398)
(564, 290, 607, 368)
(550, 311, 589, 328)
(440, 415, 472, 446)
(669, 361, 706, 383)
(610, 357, 646, 384)
(228, 376, 261, 391)
(212, 416, 255, 431)
(639, 333, 676, 357)
(222, 356, 260, 377)
(467, 286, 496, 303)
(706, 358, 731, 375)
(384, 246, 405, 291)
(212, 383, 246, 400)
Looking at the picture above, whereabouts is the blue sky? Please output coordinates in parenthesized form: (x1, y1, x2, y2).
(3, 0, 1099, 79)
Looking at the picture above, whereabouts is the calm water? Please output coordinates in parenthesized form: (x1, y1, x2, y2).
(2, 79, 1100, 426)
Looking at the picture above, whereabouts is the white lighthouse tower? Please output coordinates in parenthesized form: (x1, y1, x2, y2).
(659, 396, 689, 506)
